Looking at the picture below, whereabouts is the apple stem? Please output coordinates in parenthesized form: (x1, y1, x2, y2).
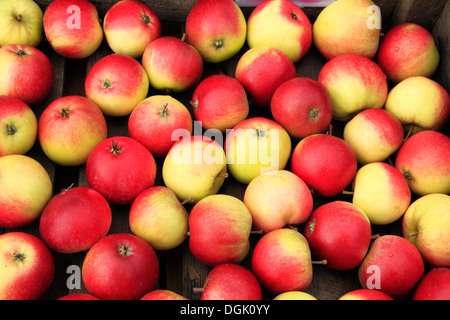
(287, 224, 298, 231)
(16, 14, 23, 22)
(192, 288, 204, 293)
(371, 234, 380, 240)
(406, 232, 419, 238)
(110, 140, 121, 155)
(250, 229, 264, 234)
(159, 103, 169, 118)
(312, 259, 327, 265)
(180, 197, 193, 206)
(342, 190, 354, 195)
(404, 125, 415, 141)
(327, 123, 333, 136)
(61, 183, 74, 194)
(181, 33, 187, 42)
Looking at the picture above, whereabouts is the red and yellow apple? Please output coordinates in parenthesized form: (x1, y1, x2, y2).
(413, 267, 450, 300)
(273, 291, 317, 300)
(338, 289, 393, 300)
(141, 289, 188, 300)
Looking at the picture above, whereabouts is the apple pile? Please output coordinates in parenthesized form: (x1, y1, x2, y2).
(0, 0, 449, 301)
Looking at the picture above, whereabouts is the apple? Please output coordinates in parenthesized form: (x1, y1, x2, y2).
(246, 0, 312, 63)
(82, 233, 159, 300)
(395, 130, 450, 195)
(343, 108, 404, 164)
(0, 95, 38, 156)
(313, 0, 381, 60)
(128, 95, 193, 158)
(185, 0, 247, 63)
(103, 0, 161, 58)
(129, 186, 189, 251)
(38, 95, 108, 166)
(190, 74, 249, 133)
(85, 136, 157, 205)
(189, 194, 252, 266)
(0, 0, 44, 47)
(199, 263, 262, 300)
(43, 0, 103, 59)
(318, 53, 388, 122)
(351, 162, 411, 225)
(0, 155, 52, 228)
(338, 289, 393, 300)
(0, 232, 54, 300)
(291, 134, 357, 197)
(142, 36, 203, 92)
(243, 170, 313, 233)
(251, 228, 313, 295)
(270, 77, 333, 139)
(39, 186, 112, 254)
(358, 235, 424, 300)
(85, 53, 149, 117)
(162, 135, 227, 204)
(273, 291, 317, 300)
(402, 193, 450, 267)
(141, 289, 188, 300)
(413, 267, 450, 300)
(235, 46, 297, 108)
(304, 201, 372, 270)
(384, 76, 450, 135)
(58, 293, 100, 300)
(0, 44, 54, 106)
(225, 117, 292, 184)
(376, 23, 440, 83)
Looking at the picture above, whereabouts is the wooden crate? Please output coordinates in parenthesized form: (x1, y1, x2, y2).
(2, 0, 448, 301)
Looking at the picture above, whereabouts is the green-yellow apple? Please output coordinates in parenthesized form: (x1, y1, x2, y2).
(162, 135, 227, 204)
(85, 53, 149, 117)
(243, 170, 313, 233)
(225, 117, 292, 184)
(0, 95, 37, 156)
(188, 194, 252, 266)
(129, 186, 189, 251)
(313, 0, 381, 60)
(103, 0, 161, 58)
(0, 0, 44, 47)
(413, 267, 450, 300)
(246, 0, 312, 63)
(384, 76, 450, 135)
(402, 193, 450, 267)
(38, 95, 108, 166)
(185, 0, 247, 63)
(0, 155, 52, 228)
(338, 289, 393, 300)
(351, 162, 411, 225)
(318, 53, 388, 122)
(273, 291, 317, 300)
(376, 23, 440, 83)
(343, 108, 404, 164)
(43, 0, 103, 59)
(141, 289, 188, 300)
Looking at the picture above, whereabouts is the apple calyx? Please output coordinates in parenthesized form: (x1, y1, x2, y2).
(15, 49, 28, 57)
(159, 103, 169, 118)
(255, 128, 267, 138)
(403, 171, 413, 182)
(308, 107, 319, 120)
(213, 39, 224, 51)
(102, 79, 113, 90)
(291, 12, 298, 21)
(60, 107, 71, 118)
(110, 140, 122, 155)
(118, 244, 132, 256)
(13, 252, 26, 263)
(6, 124, 16, 135)
(141, 14, 150, 24)
(190, 99, 199, 111)
(16, 14, 23, 22)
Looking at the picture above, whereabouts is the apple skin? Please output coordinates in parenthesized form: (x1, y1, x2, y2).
(273, 291, 317, 300)
(246, 0, 312, 63)
(39, 186, 112, 254)
(251, 228, 312, 295)
(376, 23, 440, 83)
(0, 0, 44, 47)
(358, 235, 424, 300)
(304, 201, 372, 271)
(413, 267, 450, 300)
(57, 293, 100, 300)
(270, 77, 333, 139)
(189, 194, 252, 267)
(82, 233, 159, 300)
(103, 0, 161, 58)
(190, 74, 249, 133)
(0, 95, 37, 156)
(0, 155, 53, 228)
(291, 134, 357, 197)
(38, 95, 108, 166)
(85, 136, 157, 205)
(313, 0, 381, 60)
(395, 130, 450, 195)
(0, 232, 54, 300)
(141, 289, 188, 300)
(200, 263, 262, 300)
(318, 53, 388, 122)
(185, 0, 246, 63)
(129, 186, 189, 251)
(338, 289, 393, 300)
(128, 95, 193, 158)
(43, 0, 103, 59)
(142, 36, 203, 92)
(235, 46, 297, 108)
(402, 193, 450, 267)
(85, 53, 150, 117)
(0, 44, 54, 106)
(343, 108, 404, 164)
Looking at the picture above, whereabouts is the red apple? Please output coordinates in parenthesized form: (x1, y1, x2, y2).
(270, 77, 333, 139)
(39, 186, 112, 254)
(57, 293, 100, 300)
(338, 289, 393, 300)
(0, 232, 54, 300)
(82, 233, 159, 300)
(140, 289, 188, 300)
(85, 136, 157, 205)
(413, 267, 450, 300)
(0, 44, 54, 106)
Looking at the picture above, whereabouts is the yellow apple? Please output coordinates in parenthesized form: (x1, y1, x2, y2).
(273, 291, 317, 300)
